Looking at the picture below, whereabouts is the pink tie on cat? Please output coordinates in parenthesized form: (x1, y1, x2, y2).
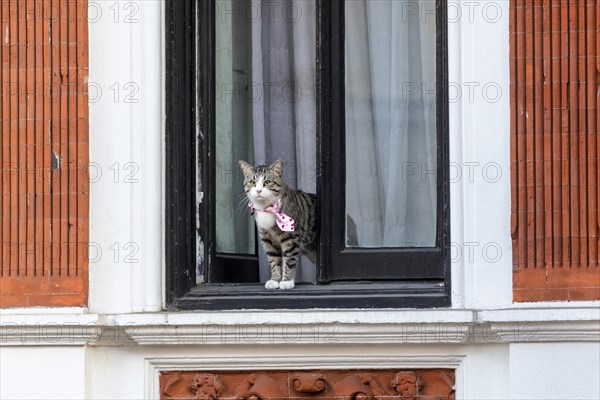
(248, 199, 295, 232)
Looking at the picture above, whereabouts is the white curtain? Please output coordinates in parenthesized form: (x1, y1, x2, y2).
(345, 0, 437, 248)
(215, 0, 437, 283)
(251, 0, 317, 282)
(215, 0, 255, 255)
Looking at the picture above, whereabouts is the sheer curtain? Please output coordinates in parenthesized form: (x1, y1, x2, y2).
(215, 0, 255, 255)
(251, 0, 317, 282)
(216, 0, 316, 282)
(345, 0, 437, 248)
(216, 0, 437, 283)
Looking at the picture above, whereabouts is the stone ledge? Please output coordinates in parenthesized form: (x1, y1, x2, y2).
(115, 307, 600, 345)
(489, 321, 600, 343)
(478, 306, 600, 322)
(0, 313, 100, 346)
(1, 308, 598, 346)
(115, 309, 474, 346)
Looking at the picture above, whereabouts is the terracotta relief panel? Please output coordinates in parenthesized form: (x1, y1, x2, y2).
(160, 369, 455, 400)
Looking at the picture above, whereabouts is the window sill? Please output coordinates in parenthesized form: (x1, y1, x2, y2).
(115, 306, 599, 346)
(173, 281, 450, 310)
(1, 306, 598, 346)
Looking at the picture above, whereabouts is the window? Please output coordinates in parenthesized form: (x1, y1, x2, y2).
(165, 0, 450, 309)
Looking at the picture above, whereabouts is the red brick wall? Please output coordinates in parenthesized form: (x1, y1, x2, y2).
(510, 0, 599, 301)
(0, 0, 89, 307)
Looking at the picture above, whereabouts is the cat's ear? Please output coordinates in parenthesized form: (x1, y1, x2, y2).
(238, 160, 254, 177)
(269, 159, 284, 177)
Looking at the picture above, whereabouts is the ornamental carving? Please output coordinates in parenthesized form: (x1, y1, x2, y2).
(291, 373, 327, 393)
(234, 373, 287, 400)
(159, 369, 455, 400)
(438, 371, 456, 400)
(330, 375, 375, 399)
(188, 374, 223, 400)
(390, 371, 424, 400)
(162, 373, 182, 398)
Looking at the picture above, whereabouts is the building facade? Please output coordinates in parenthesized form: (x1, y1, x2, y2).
(1, 1, 599, 399)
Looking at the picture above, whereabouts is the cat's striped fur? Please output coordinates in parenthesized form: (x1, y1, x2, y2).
(239, 159, 316, 290)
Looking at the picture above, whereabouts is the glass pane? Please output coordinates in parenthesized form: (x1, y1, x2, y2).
(214, 0, 317, 285)
(215, 0, 256, 254)
(345, 0, 437, 248)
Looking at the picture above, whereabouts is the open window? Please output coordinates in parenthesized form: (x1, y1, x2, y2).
(165, 0, 450, 309)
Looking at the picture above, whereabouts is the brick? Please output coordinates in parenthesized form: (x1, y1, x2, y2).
(511, 0, 599, 302)
(0, 0, 89, 308)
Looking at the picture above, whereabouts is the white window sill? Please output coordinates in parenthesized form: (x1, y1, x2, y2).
(1, 306, 598, 346)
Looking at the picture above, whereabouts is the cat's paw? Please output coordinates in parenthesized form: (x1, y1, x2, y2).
(279, 280, 295, 290)
(265, 280, 280, 290)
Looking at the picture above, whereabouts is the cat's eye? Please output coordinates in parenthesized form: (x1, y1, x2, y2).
(263, 180, 271, 186)
(247, 179, 255, 185)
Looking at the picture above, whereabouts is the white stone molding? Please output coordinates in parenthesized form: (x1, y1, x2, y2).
(490, 321, 600, 343)
(2, 307, 598, 346)
(479, 307, 600, 343)
(0, 313, 100, 346)
(118, 309, 473, 345)
(117, 308, 600, 346)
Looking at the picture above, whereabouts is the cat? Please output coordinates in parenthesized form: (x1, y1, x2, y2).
(239, 159, 316, 290)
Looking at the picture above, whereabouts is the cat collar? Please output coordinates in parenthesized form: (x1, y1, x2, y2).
(248, 199, 295, 232)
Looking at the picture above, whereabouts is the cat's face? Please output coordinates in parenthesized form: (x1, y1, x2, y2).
(239, 160, 285, 208)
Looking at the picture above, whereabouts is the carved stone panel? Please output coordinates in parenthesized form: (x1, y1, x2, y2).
(160, 369, 455, 399)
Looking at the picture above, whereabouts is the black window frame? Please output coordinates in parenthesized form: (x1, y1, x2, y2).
(165, 0, 450, 310)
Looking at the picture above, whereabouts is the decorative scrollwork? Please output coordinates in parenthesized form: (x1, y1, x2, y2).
(234, 373, 287, 400)
(162, 373, 182, 398)
(291, 373, 327, 393)
(331, 375, 376, 400)
(438, 371, 456, 400)
(360, 375, 389, 397)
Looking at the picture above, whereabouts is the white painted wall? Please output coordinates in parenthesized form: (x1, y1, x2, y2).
(88, 0, 163, 314)
(1, 2, 598, 400)
(0, 347, 87, 399)
(510, 343, 600, 400)
(88, 344, 510, 400)
(448, 0, 512, 310)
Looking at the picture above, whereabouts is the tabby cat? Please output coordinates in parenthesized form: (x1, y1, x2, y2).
(239, 159, 316, 290)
